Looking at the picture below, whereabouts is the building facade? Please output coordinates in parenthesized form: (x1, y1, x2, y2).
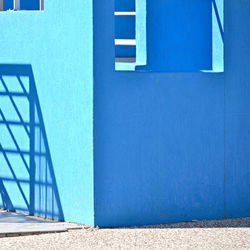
(0, 0, 249, 227)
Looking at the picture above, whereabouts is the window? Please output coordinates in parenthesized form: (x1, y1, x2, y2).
(115, 0, 224, 72)
(115, 0, 147, 71)
(0, 0, 44, 11)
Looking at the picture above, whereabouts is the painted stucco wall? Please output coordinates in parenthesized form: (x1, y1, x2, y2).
(0, 0, 94, 225)
(93, 0, 250, 227)
(141, 0, 213, 71)
(0, 0, 249, 227)
(224, 0, 250, 219)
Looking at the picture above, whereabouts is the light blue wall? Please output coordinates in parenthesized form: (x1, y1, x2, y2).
(212, 0, 224, 70)
(93, 0, 250, 227)
(0, 0, 94, 225)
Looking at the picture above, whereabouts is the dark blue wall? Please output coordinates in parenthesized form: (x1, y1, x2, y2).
(115, 15, 136, 57)
(115, 0, 213, 71)
(115, 0, 134, 11)
(3, 0, 13, 10)
(115, 0, 135, 57)
(21, 0, 40, 10)
(3, 0, 39, 10)
(224, 0, 250, 219)
(143, 0, 212, 71)
(94, 0, 250, 227)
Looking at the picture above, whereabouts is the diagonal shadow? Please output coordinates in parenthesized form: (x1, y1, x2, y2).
(0, 64, 64, 221)
(0, 109, 30, 174)
(212, 0, 224, 43)
(0, 178, 15, 212)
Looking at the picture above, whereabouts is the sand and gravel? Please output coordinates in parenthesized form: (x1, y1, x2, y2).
(0, 217, 249, 250)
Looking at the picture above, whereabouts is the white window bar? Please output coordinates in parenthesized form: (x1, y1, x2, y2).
(115, 39, 136, 46)
(14, 0, 20, 10)
(0, 0, 44, 11)
(114, 12, 136, 16)
(40, 0, 44, 10)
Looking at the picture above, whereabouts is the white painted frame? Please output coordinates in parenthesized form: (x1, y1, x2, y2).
(14, 0, 20, 10)
(0, 0, 44, 11)
(40, 0, 44, 10)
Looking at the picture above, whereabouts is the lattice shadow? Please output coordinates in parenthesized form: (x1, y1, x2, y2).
(0, 64, 64, 221)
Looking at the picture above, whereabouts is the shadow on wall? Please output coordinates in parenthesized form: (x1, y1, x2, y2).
(0, 64, 64, 221)
(212, 0, 224, 42)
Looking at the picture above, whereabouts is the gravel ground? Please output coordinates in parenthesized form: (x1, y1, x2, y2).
(0, 218, 249, 250)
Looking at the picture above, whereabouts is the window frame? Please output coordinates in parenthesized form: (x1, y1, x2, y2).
(0, 0, 44, 11)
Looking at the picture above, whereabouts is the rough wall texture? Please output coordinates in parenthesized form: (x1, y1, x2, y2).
(0, 0, 249, 227)
(224, 0, 250, 219)
(0, 0, 94, 225)
(93, 0, 250, 226)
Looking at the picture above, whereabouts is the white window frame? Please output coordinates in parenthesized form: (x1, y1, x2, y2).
(14, 0, 20, 10)
(0, 0, 44, 11)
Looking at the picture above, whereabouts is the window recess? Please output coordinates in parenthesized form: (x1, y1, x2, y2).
(114, 0, 224, 73)
(0, 0, 43, 11)
(115, 0, 147, 71)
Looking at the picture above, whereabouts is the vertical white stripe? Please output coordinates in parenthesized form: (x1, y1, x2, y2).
(40, 0, 44, 10)
(14, 0, 20, 10)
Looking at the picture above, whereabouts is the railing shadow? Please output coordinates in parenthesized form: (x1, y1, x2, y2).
(212, 0, 224, 43)
(0, 64, 64, 221)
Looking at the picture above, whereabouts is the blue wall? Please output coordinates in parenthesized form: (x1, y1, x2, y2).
(115, 0, 136, 57)
(224, 0, 250, 219)
(115, 0, 215, 71)
(3, 0, 13, 10)
(3, 0, 39, 10)
(143, 0, 212, 72)
(93, 0, 250, 227)
(0, 0, 94, 225)
(0, 0, 249, 227)
(21, 0, 40, 10)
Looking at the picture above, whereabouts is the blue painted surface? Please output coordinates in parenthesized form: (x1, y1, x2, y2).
(115, 0, 135, 57)
(3, 0, 39, 10)
(224, 0, 250, 219)
(115, 0, 135, 12)
(115, 0, 223, 72)
(0, 65, 64, 219)
(3, 0, 12, 10)
(93, 0, 250, 227)
(115, 15, 136, 58)
(142, 0, 213, 72)
(212, 0, 224, 70)
(0, 1, 94, 225)
(21, 0, 40, 11)
(115, 0, 147, 71)
(0, 0, 249, 227)
(115, 16, 135, 40)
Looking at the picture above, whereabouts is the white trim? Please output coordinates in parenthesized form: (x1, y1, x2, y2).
(114, 12, 136, 16)
(40, 0, 44, 10)
(115, 39, 136, 46)
(14, 0, 20, 10)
